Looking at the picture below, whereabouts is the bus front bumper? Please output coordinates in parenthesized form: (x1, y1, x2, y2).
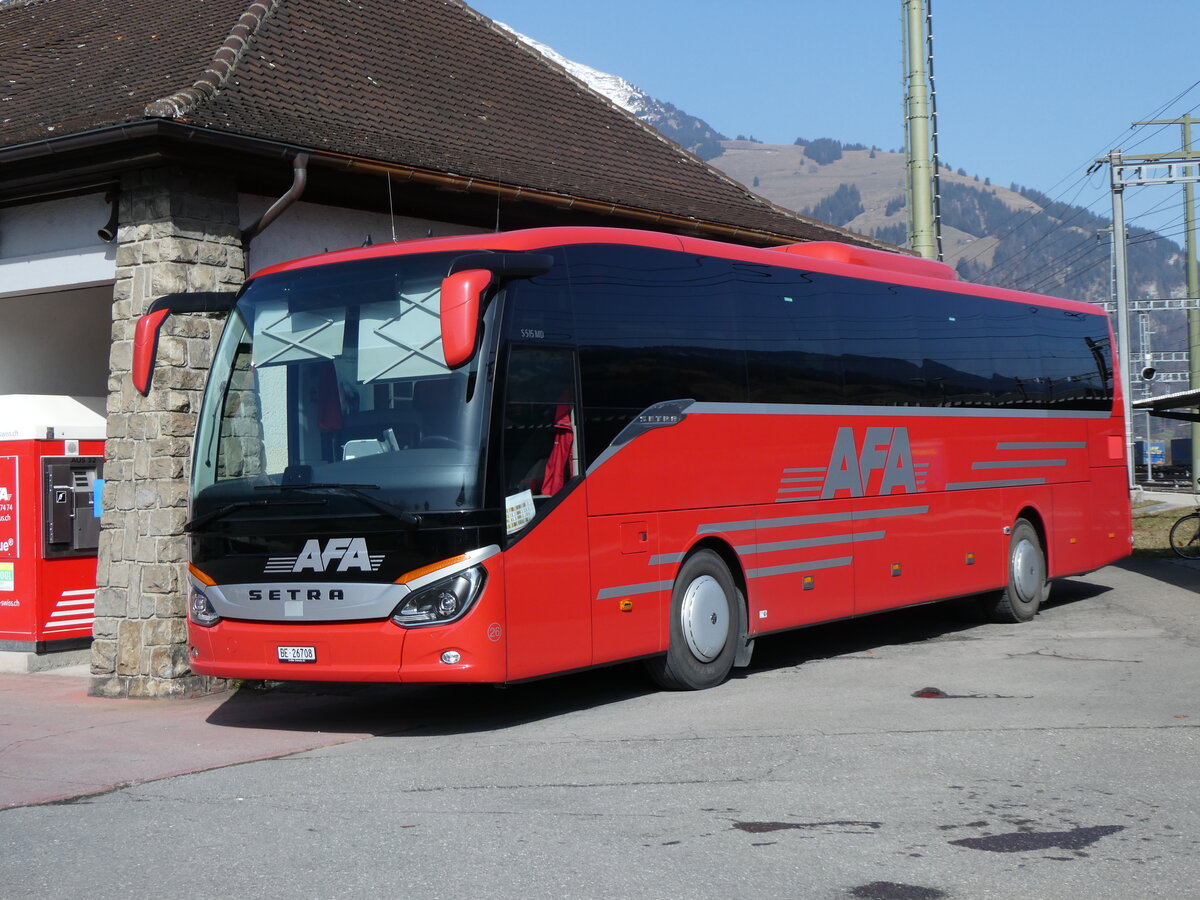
(187, 608, 507, 684)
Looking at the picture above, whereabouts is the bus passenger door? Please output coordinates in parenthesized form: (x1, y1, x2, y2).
(500, 344, 592, 680)
(503, 488, 592, 680)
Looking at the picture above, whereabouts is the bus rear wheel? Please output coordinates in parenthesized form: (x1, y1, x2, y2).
(646, 549, 739, 690)
(982, 518, 1049, 623)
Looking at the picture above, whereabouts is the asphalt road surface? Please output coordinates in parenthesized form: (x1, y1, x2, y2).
(3, 558, 1199, 900)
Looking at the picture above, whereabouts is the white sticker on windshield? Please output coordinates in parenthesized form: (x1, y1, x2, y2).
(358, 290, 447, 383)
(252, 301, 346, 367)
(505, 490, 536, 535)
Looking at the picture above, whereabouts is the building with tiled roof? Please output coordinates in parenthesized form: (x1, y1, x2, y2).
(0, 0, 888, 694)
(0, 0, 888, 247)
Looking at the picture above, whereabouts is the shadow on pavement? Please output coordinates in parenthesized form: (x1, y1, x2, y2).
(204, 663, 658, 738)
(205, 574, 1116, 739)
(743, 575, 1110, 678)
(1115, 555, 1200, 594)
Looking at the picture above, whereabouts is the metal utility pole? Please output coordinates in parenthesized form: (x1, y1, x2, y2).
(1107, 149, 1136, 488)
(1126, 116, 1200, 485)
(1140, 313, 1156, 481)
(1098, 138, 1200, 489)
(902, 0, 937, 260)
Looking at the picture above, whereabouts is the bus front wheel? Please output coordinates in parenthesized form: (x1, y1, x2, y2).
(982, 518, 1049, 624)
(646, 549, 739, 690)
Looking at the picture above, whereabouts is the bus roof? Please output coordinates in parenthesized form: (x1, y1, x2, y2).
(250, 226, 1106, 317)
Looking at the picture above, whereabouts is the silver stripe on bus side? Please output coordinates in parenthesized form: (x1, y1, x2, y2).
(596, 580, 673, 601)
(586, 403, 1105, 480)
(972, 459, 1067, 469)
(945, 477, 1047, 490)
(747, 557, 854, 579)
(649, 552, 686, 567)
(686, 401, 1113, 420)
(699, 504, 930, 535)
(853, 506, 931, 522)
(735, 530, 886, 556)
(996, 441, 1087, 450)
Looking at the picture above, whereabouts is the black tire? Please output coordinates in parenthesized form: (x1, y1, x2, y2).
(645, 549, 739, 691)
(981, 518, 1049, 623)
(1169, 513, 1200, 559)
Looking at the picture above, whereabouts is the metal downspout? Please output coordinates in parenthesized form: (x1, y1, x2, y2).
(242, 152, 309, 245)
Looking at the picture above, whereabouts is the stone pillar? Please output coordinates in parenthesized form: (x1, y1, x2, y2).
(90, 167, 245, 698)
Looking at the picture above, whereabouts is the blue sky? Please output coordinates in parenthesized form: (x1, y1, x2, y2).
(471, 0, 1200, 224)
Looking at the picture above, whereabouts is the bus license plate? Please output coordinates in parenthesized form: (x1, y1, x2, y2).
(277, 646, 316, 663)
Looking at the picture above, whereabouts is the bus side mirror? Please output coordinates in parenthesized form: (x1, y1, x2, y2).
(130, 292, 238, 395)
(440, 269, 493, 368)
(132, 308, 172, 395)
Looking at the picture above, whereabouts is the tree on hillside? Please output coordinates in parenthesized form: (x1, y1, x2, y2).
(871, 223, 908, 247)
(803, 137, 843, 165)
(803, 183, 863, 226)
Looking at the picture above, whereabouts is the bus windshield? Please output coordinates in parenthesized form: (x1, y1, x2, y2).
(191, 253, 495, 520)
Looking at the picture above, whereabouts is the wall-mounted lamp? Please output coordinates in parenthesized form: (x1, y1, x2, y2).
(97, 191, 119, 243)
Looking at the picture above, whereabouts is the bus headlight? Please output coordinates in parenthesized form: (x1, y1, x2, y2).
(391, 565, 486, 626)
(189, 586, 221, 627)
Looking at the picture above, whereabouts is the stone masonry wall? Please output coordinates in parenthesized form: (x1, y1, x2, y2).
(89, 166, 245, 698)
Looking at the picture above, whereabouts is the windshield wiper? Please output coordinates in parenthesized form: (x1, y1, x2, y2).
(260, 483, 422, 527)
(185, 498, 323, 532)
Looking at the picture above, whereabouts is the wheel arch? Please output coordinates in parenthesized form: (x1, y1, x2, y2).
(686, 536, 748, 602)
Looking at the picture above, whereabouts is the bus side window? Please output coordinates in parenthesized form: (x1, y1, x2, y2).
(503, 346, 578, 499)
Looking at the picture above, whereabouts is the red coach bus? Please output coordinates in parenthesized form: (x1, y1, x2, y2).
(134, 227, 1131, 689)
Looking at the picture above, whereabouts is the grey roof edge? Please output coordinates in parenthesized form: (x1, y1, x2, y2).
(144, 0, 281, 119)
(459, 2, 900, 254)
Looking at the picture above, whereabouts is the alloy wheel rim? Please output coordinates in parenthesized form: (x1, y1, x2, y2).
(680, 574, 729, 662)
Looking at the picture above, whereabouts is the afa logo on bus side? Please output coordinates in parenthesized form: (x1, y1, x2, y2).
(821, 426, 920, 499)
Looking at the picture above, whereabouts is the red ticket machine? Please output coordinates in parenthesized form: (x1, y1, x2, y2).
(0, 395, 106, 653)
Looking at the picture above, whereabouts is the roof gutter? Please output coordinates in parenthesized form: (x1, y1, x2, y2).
(314, 150, 895, 249)
(0, 121, 896, 250)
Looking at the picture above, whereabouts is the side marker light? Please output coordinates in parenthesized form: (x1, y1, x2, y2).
(396, 554, 470, 585)
(188, 563, 217, 586)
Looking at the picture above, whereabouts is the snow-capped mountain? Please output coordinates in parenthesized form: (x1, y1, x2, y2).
(498, 22, 727, 160)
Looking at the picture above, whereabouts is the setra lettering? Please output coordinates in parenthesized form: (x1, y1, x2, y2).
(248, 588, 346, 601)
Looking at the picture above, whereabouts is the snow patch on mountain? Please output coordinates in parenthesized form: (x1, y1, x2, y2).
(496, 22, 649, 115)
(496, 22, 726, 159)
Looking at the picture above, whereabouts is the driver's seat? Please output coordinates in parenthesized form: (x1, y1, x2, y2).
(413, 376, 465, 446)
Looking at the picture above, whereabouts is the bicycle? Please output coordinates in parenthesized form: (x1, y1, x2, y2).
(1169, 507, 1200, 558)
